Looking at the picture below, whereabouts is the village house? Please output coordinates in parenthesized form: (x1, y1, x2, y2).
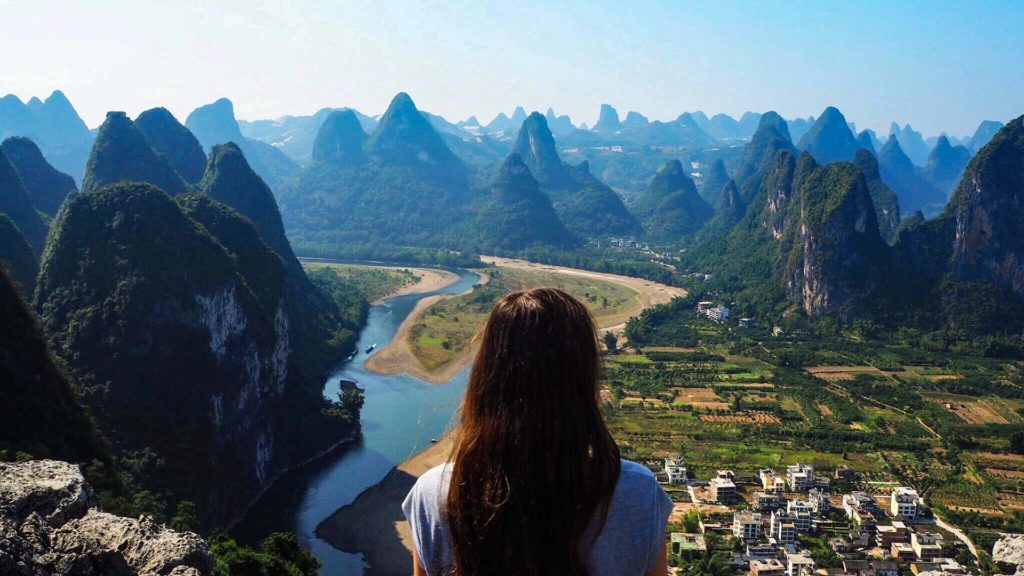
(876, 522, 911, 548)
(809, 488, 831, 514)
(910, 558, 965, 575)
(710, 470, 737, 503)
(872, 561, 899, 576)
(753, 490, 782, 511)
(664, 456, 688, 484)
(670, 532, 706, 556)
(747, 542, 778, 558)
(785, 499, 815, 532)
(786, 552, 816, 576)
(911, 532, 943, 561)
(786, 463, 815, 492)
(891, 542, 917, 561)
(890, 487, 922, 520)
(733, 511, 763, 541)
(770, 510, 798, 544)
(760, 468, 787, 492)
(750, 558, 787, 576)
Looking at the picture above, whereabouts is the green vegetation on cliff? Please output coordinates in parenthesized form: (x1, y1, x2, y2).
(82, 111, 188, 195)
(0, 214, 38, 294)
(35, 182, 362, 526)
(0, 146, 48, 256)
(0, 264, 110, 468)
(1, 136, 77, 216)
(472, 153, 573, 251)
(135, 107, 208, 184)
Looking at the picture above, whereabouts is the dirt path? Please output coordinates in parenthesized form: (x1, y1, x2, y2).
(365, 257, 686, 384)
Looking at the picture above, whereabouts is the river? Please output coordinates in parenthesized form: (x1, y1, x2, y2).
(232, 268, 480, 575)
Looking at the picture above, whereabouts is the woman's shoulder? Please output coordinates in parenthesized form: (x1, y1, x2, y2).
(407, 463, 454, 503)
(618, 459, 657, 483)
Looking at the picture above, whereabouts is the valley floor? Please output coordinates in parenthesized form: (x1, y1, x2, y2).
(364, 256, 687, 383)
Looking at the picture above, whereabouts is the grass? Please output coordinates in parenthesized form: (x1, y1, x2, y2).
(303, 262, 418, 302)
(407, 265, 640, 371)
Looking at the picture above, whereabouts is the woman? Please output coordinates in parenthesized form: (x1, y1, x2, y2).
(403, 287, 672, 575)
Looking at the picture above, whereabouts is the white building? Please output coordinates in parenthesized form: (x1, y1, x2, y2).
(733, 511, 763, 541)
(786, 462, 815, 492)
(890, 487, 921, 520)
(706, 305, 731, 323)
(809, 488, 831, 514)
(753, 491, 782, 511)
(911, 532, 943, 561)
(786, 553, 816, 576)
(665, 457, 688, 484)
(770, 511, 798, 544)
(785, 499, 814, 533)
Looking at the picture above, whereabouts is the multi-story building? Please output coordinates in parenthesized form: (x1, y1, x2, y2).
(733, 511, 763, 541)
(750, 558, 787, 576)
(872, 561, 899, 576)
(753, 490, 782, 511)
(786, 499, 814, 533)
(890, 487, 921, 520)
(760, 468, 787, 492)
(809, 488, 832, 514)
(770, 511, 798, 544)
(787, 463, 815, 492)
(711, 471, 736, 503)
(843, 491, 879, 526)
(706, 305, 731, 323)
(665, 457, 688, 484)
(876, 522, 911, 548)
(891, 542, 916, 561)
(786, 553, 816, 576)
(747, 543, 778, 558)
(911, 532, 943, 561)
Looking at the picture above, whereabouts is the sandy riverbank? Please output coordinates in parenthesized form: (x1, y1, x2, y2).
(316, 434, 455, 576)
(365, 257, 686, 383)
(373, 267, 460, 303)
(363, 271, 490, 384)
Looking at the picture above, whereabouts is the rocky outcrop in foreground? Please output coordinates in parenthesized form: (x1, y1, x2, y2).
(0, 460, 211, 576)
(995, 534, 1024, 575)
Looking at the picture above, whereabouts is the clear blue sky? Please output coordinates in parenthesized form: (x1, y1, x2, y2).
(1, 0, 1020, 137)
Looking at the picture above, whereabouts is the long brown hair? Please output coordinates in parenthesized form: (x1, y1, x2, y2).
(446, 287, 621, 575)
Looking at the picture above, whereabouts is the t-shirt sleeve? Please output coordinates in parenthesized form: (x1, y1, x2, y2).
(646, 480, 673, 572)
(402, 477, 432, 571)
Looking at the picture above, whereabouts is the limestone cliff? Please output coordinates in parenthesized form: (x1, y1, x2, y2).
(35, 183, 358, 525)
(784, 162, 890, 320)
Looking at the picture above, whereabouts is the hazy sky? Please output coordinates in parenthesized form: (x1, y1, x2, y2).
(2, 0, 1021, 137)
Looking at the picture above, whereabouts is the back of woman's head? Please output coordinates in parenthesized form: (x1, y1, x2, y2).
(447, 287, 621, 576)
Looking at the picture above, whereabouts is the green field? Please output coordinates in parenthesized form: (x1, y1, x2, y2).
(303, 262, 418, 302)
(606, 302, 1024, 536)
(408, 265, 639, 371)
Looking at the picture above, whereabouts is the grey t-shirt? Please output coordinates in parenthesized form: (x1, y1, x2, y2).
(402, 459, 673, 576)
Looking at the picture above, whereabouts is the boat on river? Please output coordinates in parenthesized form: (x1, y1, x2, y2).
(365, 342, 377, 353)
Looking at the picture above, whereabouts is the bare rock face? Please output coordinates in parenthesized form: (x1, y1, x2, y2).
(994, 534, 1024, 573)
(0, 460, 212, 576)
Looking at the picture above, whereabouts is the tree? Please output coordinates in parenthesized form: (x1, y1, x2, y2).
(170, 500, 199, 533)
(603, 331, 619, 354)
(1011, 429, 1024, 454)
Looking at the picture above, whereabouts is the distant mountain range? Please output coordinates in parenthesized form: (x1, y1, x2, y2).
(0, 91, 93, 183)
